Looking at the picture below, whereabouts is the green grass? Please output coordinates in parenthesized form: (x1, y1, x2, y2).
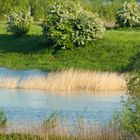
(0, 132, 132, 140)
(0, 22, 140, 72)
(0, 134, 83, 140)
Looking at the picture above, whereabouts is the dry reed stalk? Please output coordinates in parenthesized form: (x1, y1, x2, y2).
(0, 69, 126, 92)
(1, 121, 131, 140)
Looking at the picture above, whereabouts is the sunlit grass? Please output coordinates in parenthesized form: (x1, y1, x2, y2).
(0, 23, 139, 72)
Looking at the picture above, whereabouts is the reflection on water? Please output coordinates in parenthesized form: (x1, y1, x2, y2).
(0, 89, 124, 126)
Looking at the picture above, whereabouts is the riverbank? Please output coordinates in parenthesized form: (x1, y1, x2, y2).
(0, 125, 130, 140)
(0, 23, 140, 72)
(0, 126, 130, 140)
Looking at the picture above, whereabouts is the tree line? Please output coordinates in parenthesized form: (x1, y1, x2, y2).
(0, 0, 137, 21)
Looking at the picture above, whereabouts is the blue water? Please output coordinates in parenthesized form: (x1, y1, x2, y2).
(0, 89, 124, 125)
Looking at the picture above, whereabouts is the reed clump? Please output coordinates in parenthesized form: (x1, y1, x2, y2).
(0, 124, 132, 140)
(0, 69, 126, 92)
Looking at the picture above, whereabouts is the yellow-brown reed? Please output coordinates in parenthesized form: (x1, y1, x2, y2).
(0, 69, 126, 92)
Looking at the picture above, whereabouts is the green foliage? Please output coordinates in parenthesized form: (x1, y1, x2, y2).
(0, 23, 140, 71)
(7, 11, 32, 36)
(42, 2, 105, 49)
(114, 72, 140, 137)
(0, 109, 7, 128)
(125, 52, 140, 72)
(0, 0, 138, 21)
(79, 0, 135, 22)
(0, 0, 29, 19)
(43, 111, 60, 130)
(0, 0, 12, 19)
(0, 133, 43, 140)
(116, 2, 140, 27)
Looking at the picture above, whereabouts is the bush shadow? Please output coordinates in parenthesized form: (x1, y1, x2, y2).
(0, 34, 48, 54)
(123, 52, 140, 72)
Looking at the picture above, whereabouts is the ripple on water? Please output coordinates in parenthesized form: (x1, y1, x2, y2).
(0, 89, 124, 127)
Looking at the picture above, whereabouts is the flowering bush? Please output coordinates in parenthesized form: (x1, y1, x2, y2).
(7, 11, 32, 36)
(42, 2, 105, 49)
(116, 2, 140, 27)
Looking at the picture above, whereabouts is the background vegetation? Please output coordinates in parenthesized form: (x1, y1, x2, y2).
(0, 0, 139, 22)
(116, 2, 140, 27)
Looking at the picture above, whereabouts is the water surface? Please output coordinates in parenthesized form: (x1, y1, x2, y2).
(0, 89, 124, 126)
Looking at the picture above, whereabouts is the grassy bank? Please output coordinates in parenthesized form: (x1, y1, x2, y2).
(0, 132, 131, 140)
(0, 23, 140, 72)
(0, 123, 132, 140)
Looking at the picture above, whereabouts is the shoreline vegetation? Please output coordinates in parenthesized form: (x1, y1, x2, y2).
(0, 123, 132, 140)
(0, 124, 132, 140)
(0, 69, 126, 91)
(0, 108, 133, 140)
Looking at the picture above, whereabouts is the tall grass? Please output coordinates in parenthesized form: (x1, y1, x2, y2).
(0, 121, 132, 140)
(0, 108, 135, 140)
(0, 69, 126, 92)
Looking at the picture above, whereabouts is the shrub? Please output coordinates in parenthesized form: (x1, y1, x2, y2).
(114, 72, 140, 138)
(42, 2, 105, 49)
(116, 2, 140, 28)
(0, 109, 7, 128)
(7, 11, 32, 36)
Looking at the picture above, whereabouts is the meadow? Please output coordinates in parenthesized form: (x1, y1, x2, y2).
(0, 22, 140, 72)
